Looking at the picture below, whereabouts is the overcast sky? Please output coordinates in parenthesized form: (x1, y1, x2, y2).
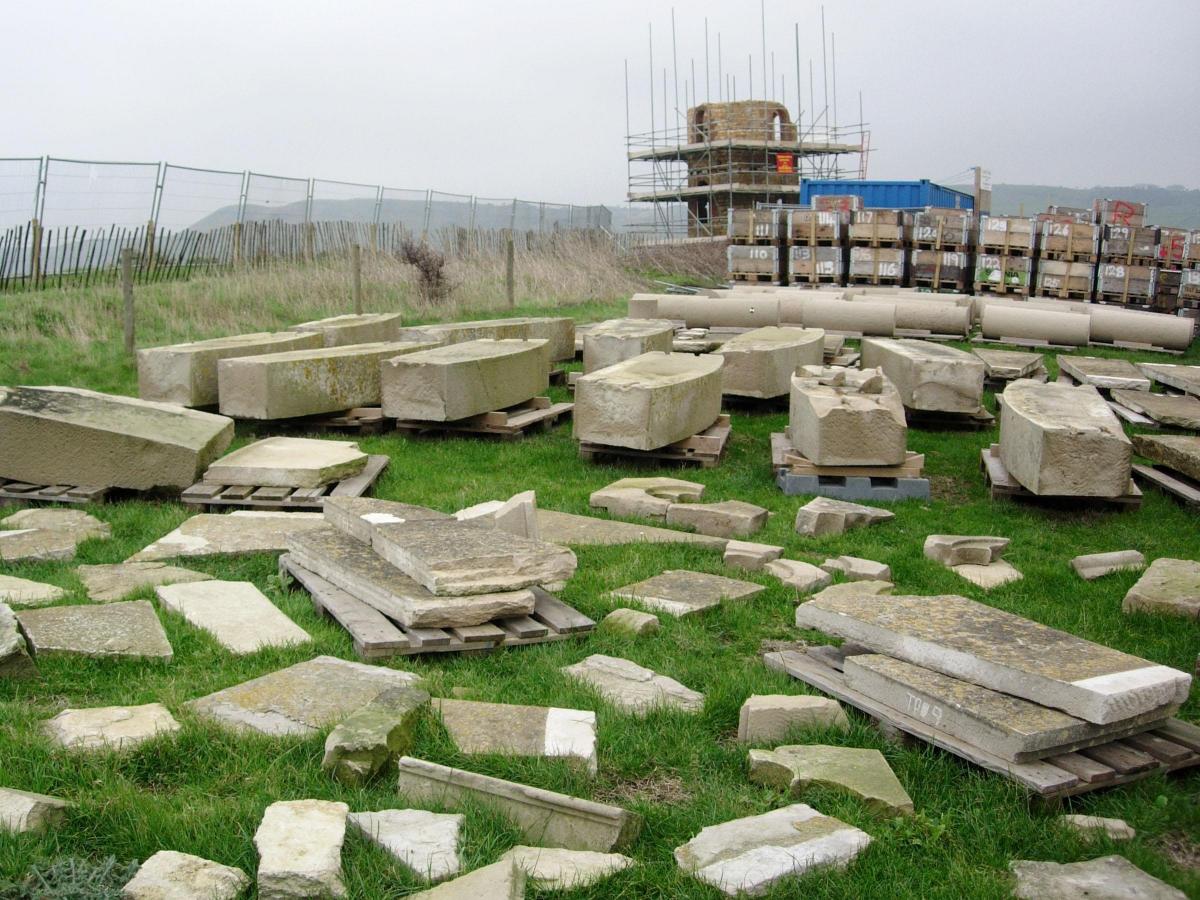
(4, 0, 1198, 214)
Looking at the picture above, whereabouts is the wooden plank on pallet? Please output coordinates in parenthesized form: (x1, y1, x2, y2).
(1122, 732, 1194, 764)
(330, 455, 390, 497)
(181, 483, 223, 502)
(222, 485, 255, 500)
(1042, 752, 1117, 784)
(1079, 741, 1158, 775)
(532, 588, 595, 633)
(252, 486, 293, 502)
(1132, 464, 1200, 506)
(496, 615, 549, 639)
(1153, 720, 1200, 753)
(450, 623, 507, 644)
(282, 555, 409, 655)
(404, 626, 451, 648)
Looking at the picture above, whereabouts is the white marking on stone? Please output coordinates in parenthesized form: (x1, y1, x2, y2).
(1071, 665, 1189, 695)
(696, 829, 870, 895)
(544, 708, 598, 775)
(362, 513, 405, 524)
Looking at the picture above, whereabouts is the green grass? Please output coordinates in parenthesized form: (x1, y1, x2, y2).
(1, 289, 1198, 897)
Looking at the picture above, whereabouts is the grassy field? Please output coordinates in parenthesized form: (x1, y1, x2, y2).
(0, 273, 1198, 897)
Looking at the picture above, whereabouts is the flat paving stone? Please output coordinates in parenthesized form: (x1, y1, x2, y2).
(1071, 550, 1146, 581)
(1058, 355, 1152, 391)
(0, 508, 111, 563)
(536, 509, 727, 550)
(794, 497, 894, 537)
(16, 600, 172, 659)
(255, 799, 348, 900)
(664, 500, 769, 538)
(810, 581, 893, 603)
(0, 602, 36, 678)
(1138, 362, 1200, 398)
(203, 436, 367, 488)
(600, 608, 660, 636)
(129, 511, 327, 562)
(765, 559, 832, 594)
(0, 528, 79, 563)
(1059, 815, 1136, 841)
(674, 802, 871, 897)
(407, 859, 524, 899)
(0, 786, 71, 834)
(0, 574, 65, 607)
(323, 686, 430, 786)
(1010, 855, 1186, 900)
(1123, 558, 1200, 620)
(1111, 389, 1200, 430)
(1133, 434, 1200, 482)
(122, 850, 250, 900)
(500, 846, 633, 890)
(749, 744, 913, 816)
(433, 698, 598, 775)
(561, 653, 704, 715)
(737, 694, 849, 743)
(44, 702, 180, 752)
(156, 580, 311, 655)
(951, 559, 1024, 589)
(77, 562, 212, 603)
(2, 508, 111, 541)
(349, 809, 463, 882)
(323, 496, 451, 544)
(187, 655, 421, 737)
(611, 570, 764, 618)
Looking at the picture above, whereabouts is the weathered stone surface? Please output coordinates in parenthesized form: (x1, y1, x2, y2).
(397, 316, 574, 362)
(951, 560, 1024, 589)
(44, 703, 180, 752)
(500, 846, 633, 890)
(574, 352, 724, 451)
(77, 562, 213, 603)
(536, 509, 727, 549)
(288, 527, 535, 628)
(0, 574, 65, 607)
(582, 318, 675, 373)
(561, 653, 703, 714)
(1138, 362, 1200, 398)
(1059, 815, 1136, 841)
(1123, 558, 1200, 620)
(396, 756, 641, 851)
(737, 694, 849, 742)
(1058, 355, 1151, 391)
(0, 509, 111, 563)
(290, 312, 404, 347)
(16, 600, 172, 659)
(612, 570, 764, 618)
(218, 340, 438, 420)
(765, 559, 834, 594)
(454, 490, 539, 540)
(723, 541, 784, 571)
(187, 655, 421, 737)
(348, 809, 463, 882)
(1133, 434, 1200, 482)
(923, 535, 1009, 567)
(407, 859, 525, 899)
(434, 698, 598, 774)
(156, 580, 311, 654)
(138, 331, 323, 406)
(322, 686, 431, 785)
(972, 348, 1045, 380)
(129, 511, 327, 562)
(1010, 856, 1186, 900)
(821, 556, 892, 582)
(1000, 381, 1132, 497)
(794, 497, 894, 537)
(600, 608, 660, 636)
(1071, 550, 1146, 581)
(842, 654, 1172, 763)
(861, 338, 985, 413)
(810, 581, 894, 603)
(0, 786, 70, 834)
(589, 477, 704, 519)
(749, 744, 913, 815)
(674, 803, 871, 897)
(254, 799, 348, 900)
(204, 437, 367, 488)
(0, 527, 78, 563)
(0, 386, 233, 490)
(795, 592, 1191, 724)
(665, 500, 768, 538)
(381, 339, 549, 421)
(322, 496, 451, 544)
(121, 850, 250, 900)
(787, 366, 908, 466)
(1, 602, 37, 677)
(1111, 389, 1200, 430)
(716, 326, 825, 398)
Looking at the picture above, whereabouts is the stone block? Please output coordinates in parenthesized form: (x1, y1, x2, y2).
(16, 600, 172, 660)
(600, 608, 660, 636)
(764, 559, 832, 594)
(348, 809, 463, 882)
(500, 846, 633, 890)
(322, 496, 451, 543)
(1058, 355, 1151, 391)
(203, 437, 367, 488)
(129, 511, 327, 562)
(454, 490, 538, 540)
(664, 500, 768, 538)
(561, 653, 703, 714)
(44, 703, 180, 752)
(861, 338, 985, 413)
(794, 497, 894, 537)
(923, 535, 1010, 567)
(723, 541, 784, 571)
(1138, 362, 1200, 397)
(77, 562, 212, 603)
(407, 859, 524, 899)
(433, 698, 598, 774)
(821, 556, 892, 582)
(611, 570, 764, 618)
(289, 312, 404, 347)
(155, 580, 311, 655)
(0, 602, 36, 678)
(0, 787, 70, 834)
(322, 686, 431, 785)
(950, 560, 1023, 589)
(1110, 390, 1200, 430)
(1010, 856, 1185, 900)
(787, 366, 908, 466)
(748, 744, 913, 816)
(582, 318, 675, 373)
(122, 850, 250, 900)
(589, 477, 705, 519)
(737, 694, 849, 742)
(0, 575, 65, 607)
(972, 348, 1045, 380)
(254, 799, 348, 900)
(1132, 434, 1200, 482)
(1123, 558, 1200, 620)
(715, 326, 825, 398)
(1071, 550, 1146, 581)
(397, 316, 573, 361)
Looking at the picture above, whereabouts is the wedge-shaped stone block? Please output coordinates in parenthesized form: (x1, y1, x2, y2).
(129, 511, 327, 562)
(0, 786, 70, 834)
(536, 510, 727, 550)
(794, 497, 894, 537)
(1058, 355, 1151, 391)
(737, 694, 849, 743)
(561, 653, 704, 714)
(716, 326, 825, 398)
(611, 570, 764, 618)
(1123, 558, 1200, 620)
(77, 562, 212, 603)
(396, 756, 641, 851)
(434, 698, 598, 775)
(582, 318, 675, 373)
(795, 592, 1191, 724)
(500, 846, 633, 890)
(923, 535, 1009, 567)
(574, 352, 723, 451)
(1059, 815, 1136, 841)
(16, 600, 172, 660)
(1000, 381, 1131, 497)
(589, 477, 705, 519)
(1072, 550, 1146, 581)
(122, 850, 250, 900)
(748, 744, 913, 816)
(289, 312, 404, 347)
(187, 655, 421, 737)
(323, 686, 431, 785)
(674, 803, 871, 897)
(218, 340, 438, 419)
(408, 859, 525, 899)
(665, 500, 768, 538)
(323, 496, 451, 543)
(44, 703, 180, 752)
(765, 560, 833, 594)
(255, 799, 348, 900)
(1111, 390, 1200, 430)
(454, 490, 538, 540)
(861, 338, 985, 413)
(972, 348, 1045, 380)
(156, 580, 311, 654)
(0, 575, 65, 607)
(137, 331, 322, 406)
(381, 339, 549, 421)
(349, 809, 463, 882)
(204, 437, 366, 488)
(0, 386, 233, 491)
(1, 602, 36, 678)
(787, 366, 908, 466)
(1133, 434, 1200, 482)
(600, 608, 660, 636)
(723, 541, 784, 571)
(1010, 856, 1186, 900)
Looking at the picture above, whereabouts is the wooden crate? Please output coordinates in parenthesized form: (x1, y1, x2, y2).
(788, 245, 844, 284)
(1096, 263, 1157, 303)
(979, 215, 1038, 256)
(1038, 220, 1099, 261)
(182, 455, 389, 511)
(1035, 259, 1094, 300)
(1100, 225, 1159, 264)
(911, 209, 974, 250)
(848, 246, 904, 284)
(974, 253, 1032, 296)
(909, 249, 970, 290)
(784, 209, 845, 245)
(1094, 198, 1147, 228)
(727, 244, 783, 283)
(394, 397, 573, 440)
(727, 207, 783, 244)
(579, 415, 731, 469)
(848, 209, 907, 247)
(980, 444, 1141, 508)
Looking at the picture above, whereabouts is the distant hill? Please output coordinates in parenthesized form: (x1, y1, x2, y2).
(950, 183, 1200, 228)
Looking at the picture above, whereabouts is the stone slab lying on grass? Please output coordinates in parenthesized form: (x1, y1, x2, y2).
(950, 560, 1023, 589)
(674, 803, 871, 897)
(1122, 558, 1200, 620)
(0, 528, 79, 563)
(454, 490, 538, 540)
(795, 592, 1191, 725)
(821, 556, 892, 582)
(715, 326, 825, 399)
(0, 509, 111, 563)
(408, 859, 525, 900)
(323, 496, 452, 544)
(0, 575, 65, 607)
(16, 600, 172, 660)
(561, 654, 704, 714)
(77, 562, 213, 603)
(664, 500, 768, 538)
(121, 850, 250, 900)
(794, 497, 894, 537)
(1111, 389, 1200, 430)
(1059, 815, 1136, 841)
(0, 602, 36, 678)
(349, 809, 463, 883)
(861, 338, 985, 413)
(737, 695, 849, 743)
(254, 799, 348, 900)
(923, 535, 1009, 567)
(434, 698, 598, 774)
(322, 686, 431, 785)
(156, 580, 310, 655)
(203, 437, 367, 488)
(972, 348, 1045, 380)
(589, 477, 705, 519)
(536, 510, 727, 550)
(1071, 550, 1146, 581)
(129, 511, 327, 562)
(3, 508, 111, 541)
(601, 608, 661, 636)
(500, 846, 634, 890)
(289, 312, 405, 347)
(1138, 362, 1200, 398)
(0, 786, 70, 834)
(396, 756, 641, 852)
(186, 655, 421, 737)
(0, 385, 233, 490)
(748, 744, 913, 816)
(1010, 855, 1186, 900)
(582, 318, 675, 373)
(44, 703, 180, 752)
(611, 570, 764, 618)
(788, 366, 908, 466)
(1132, 434, 1200, 482)
(1058, 355, 1151, 391)
(810, 581, 894, 603)
(723, 541, 784, 571)
(765, 560, 833, 594)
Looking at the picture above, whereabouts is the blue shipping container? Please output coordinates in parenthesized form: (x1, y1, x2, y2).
(800, 179, 973, 210)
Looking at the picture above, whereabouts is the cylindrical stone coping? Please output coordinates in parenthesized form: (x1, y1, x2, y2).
(980, 305, 1091, 346)
(654, 296, 781, 328)
(1086, 306, 1195, 351)
(782, 296, 896, 336)
(885, 298, 971, 337)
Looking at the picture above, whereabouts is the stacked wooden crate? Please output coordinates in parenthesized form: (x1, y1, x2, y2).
(909, 208, 974, 292)
(974, 215, 1037, 296)
(1153, 227, 1189, 313)
(726, 208, 785, 285)
(785, 209, 847, 285)
(1094, 198, 1158, 307)
(1034, 214, 1099, 300)
(1178, 231, 1200, 318)
(848, 209, 907, 286)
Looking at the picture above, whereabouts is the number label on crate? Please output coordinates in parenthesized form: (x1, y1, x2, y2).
(816, 260, 836, 275)
(754, 223, 772, 238)
(749, 247, 771, 260)
(914, 225, 937, 241)
(878, 261, 899, 277)
(1102, 264, 1127, 278)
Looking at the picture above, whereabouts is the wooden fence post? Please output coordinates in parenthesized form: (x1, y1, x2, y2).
(351, 243, 363, 314)
(121, 248, 135, 355)
(505, 233, 515, 308)
(30, 218, 42, 284)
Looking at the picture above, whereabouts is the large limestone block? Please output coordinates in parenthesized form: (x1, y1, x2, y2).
(714, 326, 825, 398)
(203, 437, 367, 488)
(861, 338, 985, 413)
(381, 339, 549, 421)
(16, 600, 173, 660)
(218, 340, 438, 419)
(44, 703, 180, 752)
(748, 744, 914, 815)
(561, 653, 704, 714)
(434, 698, 598, 774)
(129, 511, 327, 562)
(582, 318, 675, 373)
(1010, 856, 1186, 900)
(137, 331, 322, 406)
(0, 786, 71, 834)
(322, 686, 431, 785)
(574, 352, 723, 451)
(788, 366, 907, 466)
(289, 312, 404, 347)
(1132, 434, 1200, 482)
(1058, 355, 1151, 391)
(1122, 558, 1200, 620)
(1, 602, 37, 678)
(436, 316, 575, 362)
(254, 799, 348, 900)
(122, 850, 250, 900)
(395, 756, 641, 852)
(348, 809, 463, 882)
(0, 386, 233, 491)
(1000, 381, 1131, 497)
(155, 580, 311, 654)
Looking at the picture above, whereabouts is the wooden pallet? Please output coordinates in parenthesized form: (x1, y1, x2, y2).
(299, 407, 392, 434)
(0, 479, 110, 507)
(729, 273, 783, 285)
(973, 283, 1031, 297)
(579, 414, 731, 469)
(770, 433, 925, 477)
(980, 444, 1142, 508)
(789, 273, 843, 285)
(848, 275, 903, 286)
(906, 406, 995, 430)
(912, 241, 970, 253)
(979, 244, 1035, 258)
(764, 648, 1200, 800)
(848, 238, 903, 249)
(182, 455, 389, 511)
(280, 554, 594, 659)
(1039, 251, 1098, 263)
(394, 397, 573, 440)
(1131, 463, 1200, 508)
(911, 278, 969, 292)
(1097, 292, 1156, 306)
(1037, 289, 1092, 301)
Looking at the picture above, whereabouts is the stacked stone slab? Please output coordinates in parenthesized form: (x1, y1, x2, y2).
(861, 338, 985, 414)
(1132, 434, 1200, 482)
(787, 366, 907, 466)
(1057, 355, 1151, 392)
(582, 319, 675, 373)
(204, 436, 367, 488)
(715, 326, 825, 398)
(289, 313, 404, 347)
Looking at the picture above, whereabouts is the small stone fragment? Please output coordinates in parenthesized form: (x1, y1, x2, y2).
(454, 491, 539, 540)
(121, 850, 250, 900)
(0, 786, 70, 833)
(16, 600, 172, 660)
(348, 809, 463, 882)
(500, 846, 634, 890)
(77, 562, 213, 603)
(722, 540, 784, 571)
(589, 477, 705, 519)
(254, 799, 348, 900)
(561, 654, 704, 715)
(923, 534, 1009, 567)
(664, 500, 769, 538)
(1, 602, 37, 678)
(810, 581, 894, 603)
(155, 580, 310, 655)
(1071, 550, 1146, 581)
(321, 686, 431, 785)
(748, 743, 913, 816)
(1059, 814, 1136, 841)
(44, 703, 180, 752)
(611, 570, 764, 618)
(821, 556, 892, 582)
(600, 608, 661, 636)
(1123, 558, 1200, 620)
(794, 497, 894, 537)
(765, 559, 833, 594)
(737, 695, 849, 743)
(1010, 855, 1186, 900)
(950, 560, 1023, 589)
(407, 859, 525, 900)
